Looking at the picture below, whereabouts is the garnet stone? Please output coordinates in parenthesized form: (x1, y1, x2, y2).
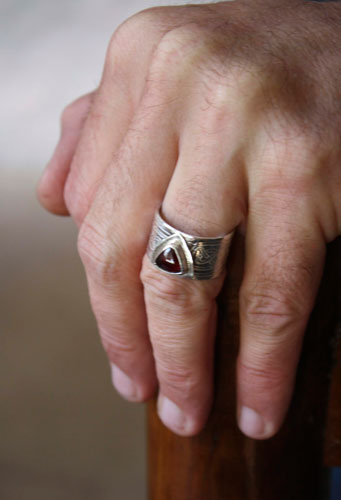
(156, 247, 181, 273)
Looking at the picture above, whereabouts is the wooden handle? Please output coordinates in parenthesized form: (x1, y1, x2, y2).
(147, 235, 341, 500)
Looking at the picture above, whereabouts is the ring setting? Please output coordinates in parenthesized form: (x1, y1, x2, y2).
(147, 207, 235, 281)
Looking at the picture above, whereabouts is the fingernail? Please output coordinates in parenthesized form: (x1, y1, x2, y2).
(238, 406, 273, 439)
(111, 364, 140, 402)
(157, 395, 193, 435)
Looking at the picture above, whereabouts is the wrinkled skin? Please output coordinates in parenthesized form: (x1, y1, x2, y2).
(38, 0, 341, 439)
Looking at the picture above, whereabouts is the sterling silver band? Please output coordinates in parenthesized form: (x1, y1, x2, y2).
(147, 208, 235, 280)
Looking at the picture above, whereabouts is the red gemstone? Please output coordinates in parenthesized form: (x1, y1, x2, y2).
(156, 247, 181, 273)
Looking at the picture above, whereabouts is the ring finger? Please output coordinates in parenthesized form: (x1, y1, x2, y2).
(140, 115, 246, 435)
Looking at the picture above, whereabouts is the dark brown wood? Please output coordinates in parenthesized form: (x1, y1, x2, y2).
(148, 235, 341, 500)
(324, 241, 341, 466)
(324, 335, 341, 466)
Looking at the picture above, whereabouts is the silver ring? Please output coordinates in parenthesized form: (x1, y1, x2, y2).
(147, 207, 235, 280)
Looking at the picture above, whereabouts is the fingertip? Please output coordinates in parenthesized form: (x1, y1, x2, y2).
(36, 169, 70, 216)
(237, 406, 277, 440)
(111, 363, 157, 403)
(157, 394, 206, 437)
(236, 363, 294, 442)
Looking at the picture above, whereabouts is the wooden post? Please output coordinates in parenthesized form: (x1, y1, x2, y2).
(147, 235, 341, 500)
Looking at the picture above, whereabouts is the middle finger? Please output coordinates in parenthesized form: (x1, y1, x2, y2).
(140, 109, 246, 435)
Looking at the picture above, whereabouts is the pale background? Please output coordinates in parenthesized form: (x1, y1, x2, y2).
(0, 1, 189, 498)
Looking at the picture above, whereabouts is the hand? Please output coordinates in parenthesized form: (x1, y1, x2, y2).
(38, 0, 341, 439)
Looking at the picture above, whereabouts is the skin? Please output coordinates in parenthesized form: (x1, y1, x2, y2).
(37, 0, 341, 439)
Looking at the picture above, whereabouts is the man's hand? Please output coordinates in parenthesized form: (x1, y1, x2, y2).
(38, 0, 341, 439)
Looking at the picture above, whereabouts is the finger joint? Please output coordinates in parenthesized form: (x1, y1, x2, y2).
(241, 287, 301, 331)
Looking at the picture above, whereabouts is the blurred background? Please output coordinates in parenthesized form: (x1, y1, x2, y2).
(0, 0, 179, 498)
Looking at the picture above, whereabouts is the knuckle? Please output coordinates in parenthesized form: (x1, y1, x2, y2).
(141, 267, 188, 306)
(77, 220, 121, 285)
(201, 78, 233, 115)
(149, 24, 202, 79)
(105, 19, 142, 72)
(158, 363, 202, 401)
(106, 8, 164, 66)
(131, 6, 167, 25)
(141, 258, 205, 309)
(108, 16, 139, 49)
(117, 7, 164, 35)
(99, 327, 137, 363)
(238, 358, 289, 393)
(255, 129, 320, 177)
(240, 286, 300, 331)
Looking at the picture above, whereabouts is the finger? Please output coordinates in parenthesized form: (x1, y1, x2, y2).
(237, 145, 325, 439)
(62, 12, 174, 225)
(74, 10, 204, 401)
(78, 91, 179, 402)
(140, 113, 246, 436)
(37, 92, 94, 215)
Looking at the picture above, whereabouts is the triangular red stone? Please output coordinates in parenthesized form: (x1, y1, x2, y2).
(156, 247, 181, 273)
